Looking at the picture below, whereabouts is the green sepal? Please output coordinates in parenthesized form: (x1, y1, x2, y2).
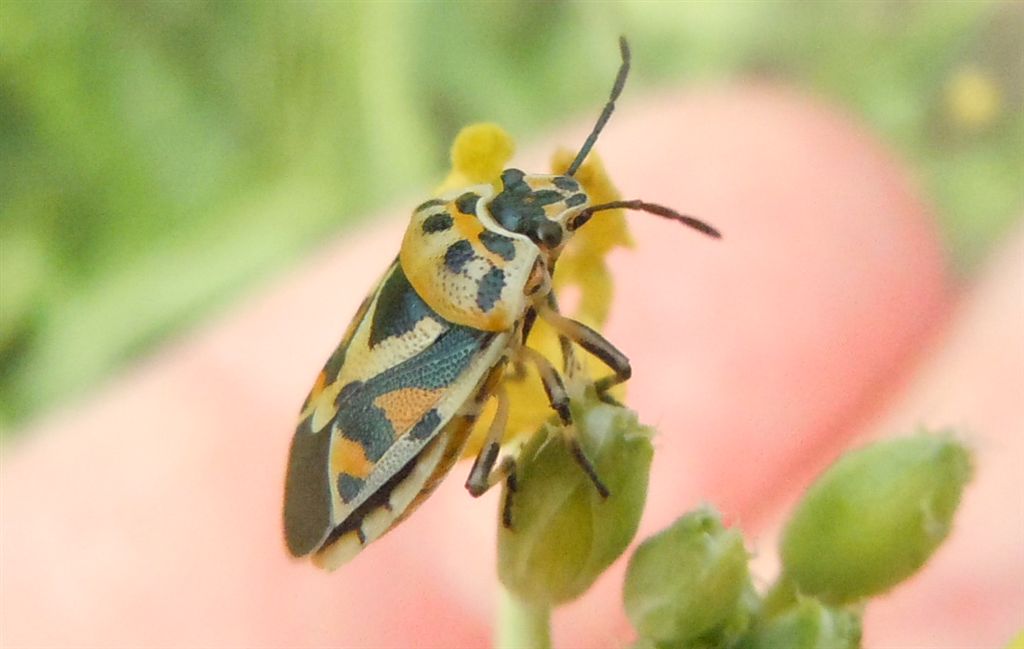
(742, 596, 862, 649)
(498, 394, 653, 607)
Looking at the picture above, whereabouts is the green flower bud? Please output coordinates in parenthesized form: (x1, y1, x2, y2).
(745, 597, 861, 649)
(624, 507, 753, 648)
(498, 396, 653, 607)
(781, 433, 973, 604)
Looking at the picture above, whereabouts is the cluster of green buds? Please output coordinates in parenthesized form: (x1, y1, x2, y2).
(623, 433, 971, 649)
(497, 424, 972, 649)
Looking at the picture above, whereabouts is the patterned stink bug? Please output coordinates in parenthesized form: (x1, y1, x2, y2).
(284, 37, 720, 570)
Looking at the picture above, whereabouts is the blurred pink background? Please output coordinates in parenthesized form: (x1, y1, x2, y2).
(2, 81, 1022, 648)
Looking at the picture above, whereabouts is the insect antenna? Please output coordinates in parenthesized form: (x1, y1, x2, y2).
(574, 200, 721, 238)
(563, 38, 720, 240)
(565, 36, 631, 177)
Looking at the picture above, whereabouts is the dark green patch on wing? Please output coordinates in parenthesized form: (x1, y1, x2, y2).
(336, 319, 494, 458)
(284, 414, 335, 556)
(369, 262, 440, 348)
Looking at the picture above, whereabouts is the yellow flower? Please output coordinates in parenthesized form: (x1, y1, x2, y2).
(435, 123, 516, 194)
(433, 123, 632, 456)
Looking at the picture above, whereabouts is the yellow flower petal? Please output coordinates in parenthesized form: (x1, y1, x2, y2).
(550, 149, 632, 327)
(435, 123, 515, 195)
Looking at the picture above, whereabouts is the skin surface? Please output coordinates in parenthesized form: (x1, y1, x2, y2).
(1, 84, 1020, 648)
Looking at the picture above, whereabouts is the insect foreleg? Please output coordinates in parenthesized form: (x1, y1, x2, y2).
(464, 383, 519, 527)
(535, 303, 631, 405)
(544, 292, 578, 375)
(519, 346, 610, 499)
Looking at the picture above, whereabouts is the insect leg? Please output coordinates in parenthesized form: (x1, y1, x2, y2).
(464, 383, 519, 527)
(521, 260, 575, 375)
(535, 303, 631, 404)
(519, 346, 610, 499)
(545, 292, 578, 375)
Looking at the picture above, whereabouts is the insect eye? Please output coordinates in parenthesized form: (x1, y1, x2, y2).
(536, 221, 563, 248)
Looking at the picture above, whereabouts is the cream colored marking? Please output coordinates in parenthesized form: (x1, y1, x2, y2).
(359, 506, 396, 543)
(317, 431, 450, 571)
(308, 381, 344, 433)
(385, 430, 448, 516)
(312, 530, 363, 572)
(341, 313, 447, 384)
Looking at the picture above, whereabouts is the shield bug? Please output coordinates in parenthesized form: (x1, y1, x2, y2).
(284, 37, 720, 570)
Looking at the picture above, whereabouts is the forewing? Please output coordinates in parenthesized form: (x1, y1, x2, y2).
(284, 260, 506, 557)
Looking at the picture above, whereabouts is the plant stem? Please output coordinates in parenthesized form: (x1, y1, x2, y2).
(496, 587, 552, 649)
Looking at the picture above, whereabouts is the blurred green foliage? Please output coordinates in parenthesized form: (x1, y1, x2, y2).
(1, 2, 1021, 432)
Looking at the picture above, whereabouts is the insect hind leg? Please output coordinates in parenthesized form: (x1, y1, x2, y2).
(464, 383, 519, 527)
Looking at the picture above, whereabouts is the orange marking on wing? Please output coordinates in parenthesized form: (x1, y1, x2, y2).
(330, 437, 374, 479)
(373, 387, 444, 434)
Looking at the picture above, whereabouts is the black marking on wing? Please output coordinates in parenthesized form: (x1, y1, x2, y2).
(337, 321, 494, 460)
(335, 380, 363, 407)
(321, 334, 349, 381)
(320, 449, 420, 551)
(337, 474, 364, 503)
(336, 264, 495, 459)
(478, 231, 516, 261)
(369, 265, 439, 348)
(422, 212, 453, 234)
(300, 291, 376, 411)
(410, 409, 441, 440)
(284, 415, 335, 556)
(292, 263, 498, 555)
(476, 266, 506, 312)
(444, 240, 476, 274)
